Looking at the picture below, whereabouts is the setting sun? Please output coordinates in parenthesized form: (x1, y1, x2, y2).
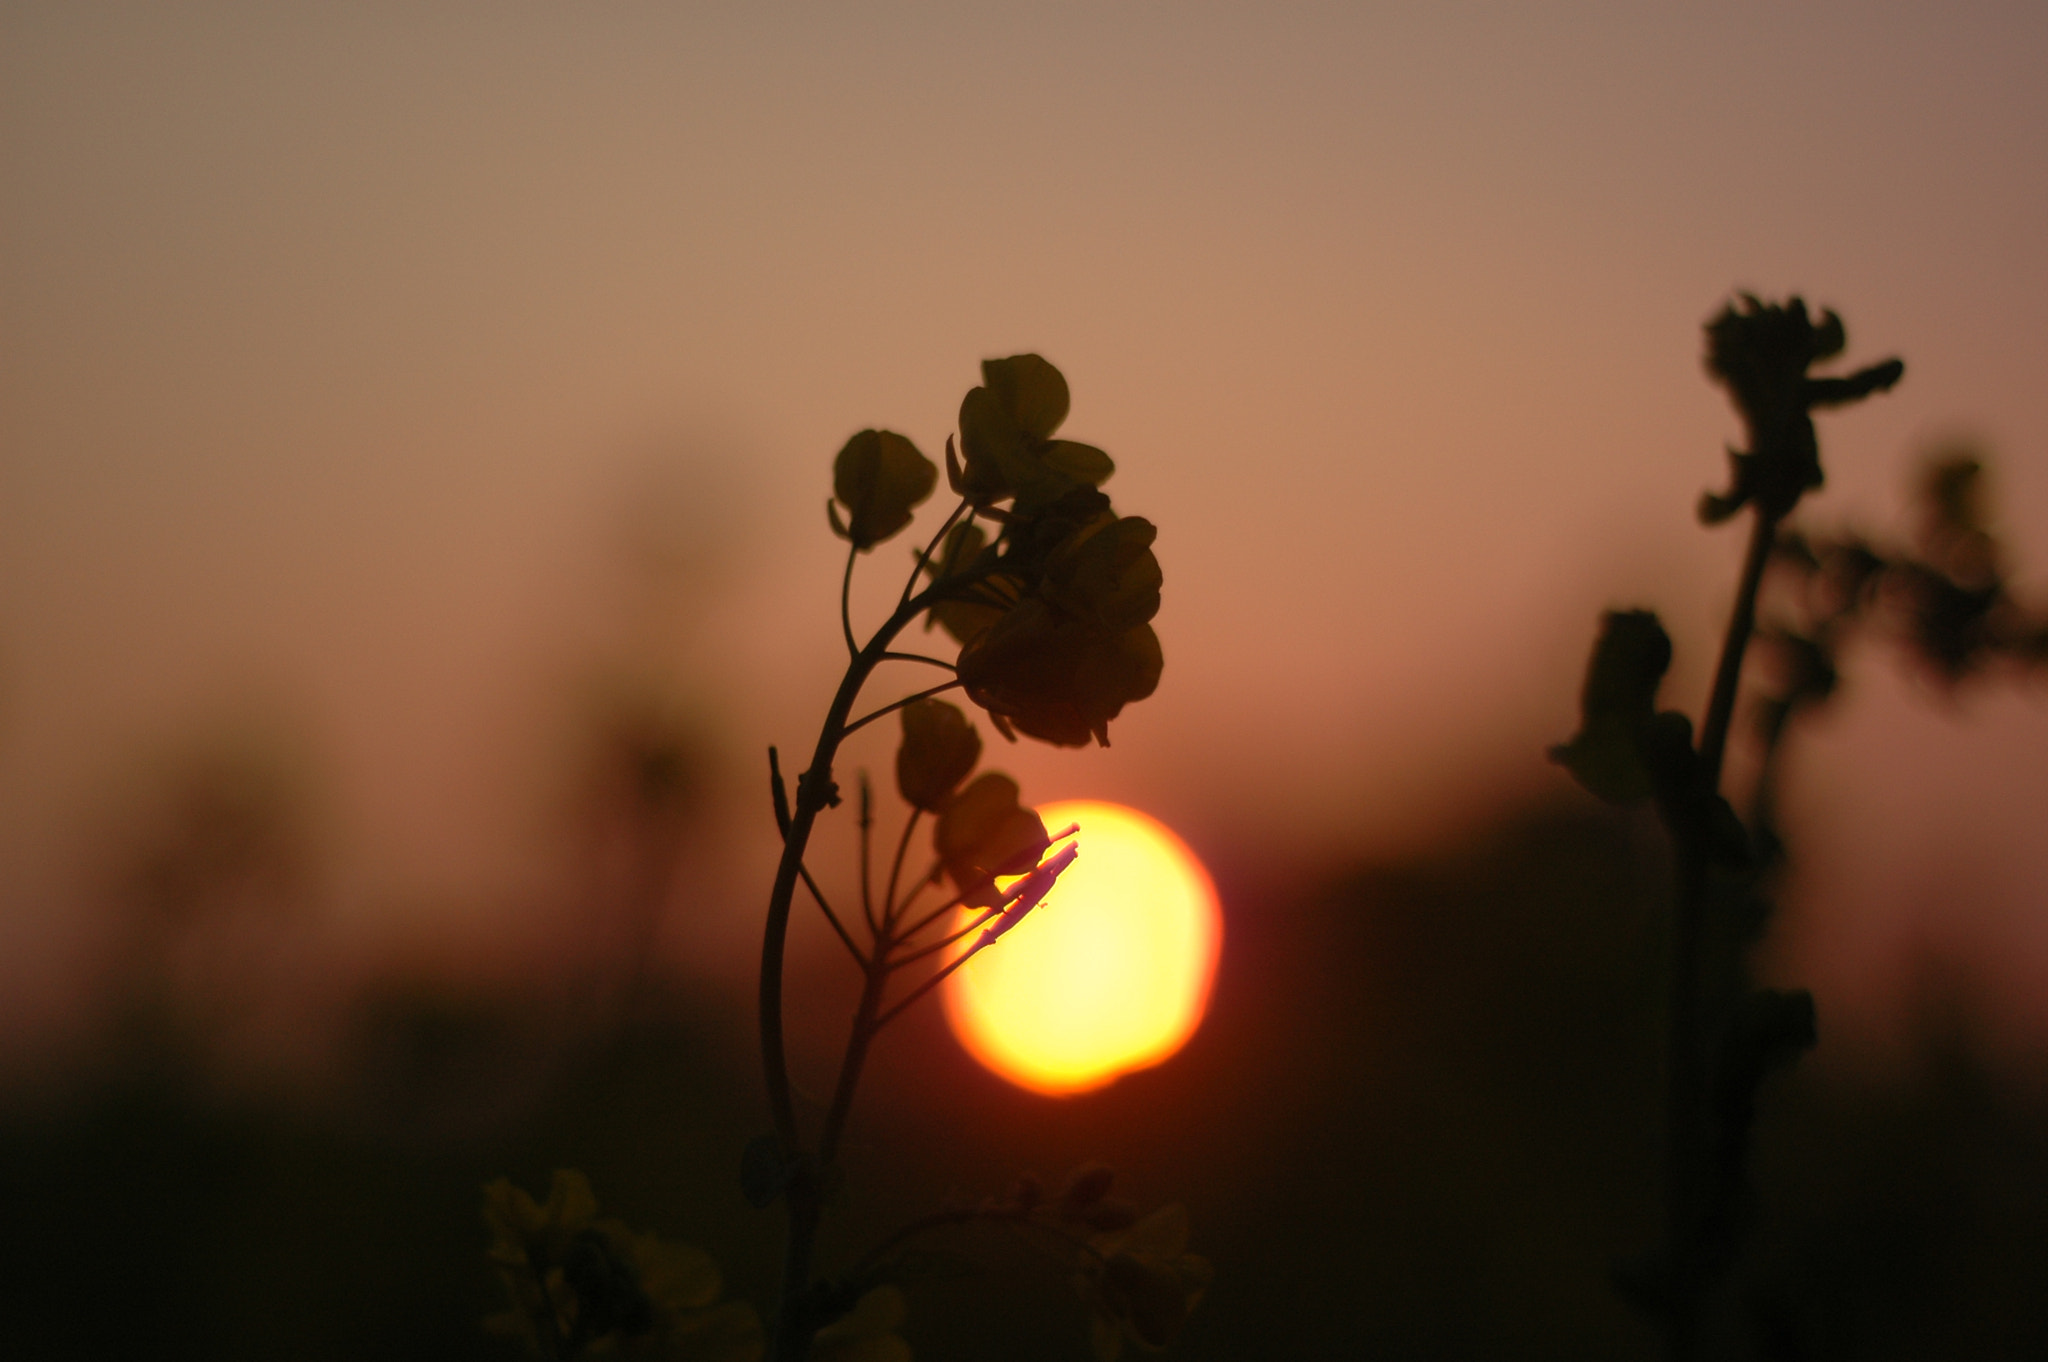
(943, 801, 1222, 1096)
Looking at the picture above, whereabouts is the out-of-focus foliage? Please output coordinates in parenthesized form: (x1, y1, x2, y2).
(484, 1170, 762, 1361)
(1549, 611, 1746, 867)
(1555, 294, 1910, 1347)
(1757, 450, 2048, 776)
(1029, 1168, 1210, 1362)
(1699, 294, 1903, 524)
(1549, 610, 1691, 808)
(808, 1286, 910, 1362)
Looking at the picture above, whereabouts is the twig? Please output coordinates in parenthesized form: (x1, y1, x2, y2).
(842, 680, 965, 738)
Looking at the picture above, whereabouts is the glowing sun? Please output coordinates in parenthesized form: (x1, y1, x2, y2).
(943, 800, 1222, 1095)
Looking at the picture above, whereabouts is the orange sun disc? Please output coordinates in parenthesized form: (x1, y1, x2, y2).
(942, 800, 1222, 1095)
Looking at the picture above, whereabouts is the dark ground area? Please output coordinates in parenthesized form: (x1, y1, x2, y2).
(5, 798, 2045, 1360)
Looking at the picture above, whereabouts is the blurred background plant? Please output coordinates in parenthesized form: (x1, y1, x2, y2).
(1553, 296, 2047, 1359)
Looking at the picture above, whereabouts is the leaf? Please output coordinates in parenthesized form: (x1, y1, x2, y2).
(1042, 515, 1161, 631)
(1079, 1204, 1211, 1355)
(896, 698, 981, 812)
(482, 1171, 760, 1360)
(811, 1285, 912, 1362)
(922, 519, 988, 583)
(629, 1229, 724, 1314)
(563, 1224, 657, 1339)
(672, 1299, 767, 1362)
(833, 429, 937, 550)
(1041, 439, 1114, 487)
(1549, 610, 1675, 806)
(934, 772, 1049, 908)
(958, 601, 1162, 748)
(1061, 1165, 1116, 1211)
(956, 385, 1026, 506)
(921, 522, 1015, 648)
(981, 354, 1069, 439)
(954, 356, 1106, 512)
(1103, 1253, 1190, 1349)
(1700, 295, 1902, 522)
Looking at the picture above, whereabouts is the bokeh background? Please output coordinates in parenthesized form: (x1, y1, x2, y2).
(3, 3, 2046, 1358)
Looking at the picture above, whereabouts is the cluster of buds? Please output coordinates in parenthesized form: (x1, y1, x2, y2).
(831, 355, 1163, 747)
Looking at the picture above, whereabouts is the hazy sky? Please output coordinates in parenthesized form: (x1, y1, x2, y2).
(4, 3, 2046, 1059)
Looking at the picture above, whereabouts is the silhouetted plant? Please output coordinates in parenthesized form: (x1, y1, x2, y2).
(1554, 295, 1904, 1359)
(1556, 294, 2048, 1362)
(488, 357, 1203, 1362)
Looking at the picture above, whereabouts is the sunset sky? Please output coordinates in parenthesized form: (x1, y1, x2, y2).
(4, 3, 2046, 1064)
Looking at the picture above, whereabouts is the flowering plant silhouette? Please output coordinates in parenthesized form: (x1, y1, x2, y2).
(487, 357, 1202, 1362)
(1555, 295, 1905, 1359)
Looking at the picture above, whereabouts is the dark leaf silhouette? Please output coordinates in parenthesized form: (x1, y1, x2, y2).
(933, 772, 1049, 908)
(955, 355, 1114, 512)
(1550, 609, 1681, 806)
(832, 429, 937, 550)
(895, 698, 981, 813)
(1699, 295, 1902, 524)
(958, 599, 1162, 747)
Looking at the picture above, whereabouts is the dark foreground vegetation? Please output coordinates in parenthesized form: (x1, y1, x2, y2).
(6, 794, 2047, 1360)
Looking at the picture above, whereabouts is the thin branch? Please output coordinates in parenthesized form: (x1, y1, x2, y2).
(886, 908, 1001, 970)
(898, 497, 972, 611)
(858, 773, 877, 939)
(840, 541, 860, 660)
(878, 651, 958, 672)
(888, 860, 950, 940)
(1700, 510, 1781, 787)
(880, 842, 1078, 1008)
(767, 747, 792, 839)
(871, 942, 990, 1031)
(820, 960, 888, 1166)
(882, 808, 923, 935)
(842, 680, 965, 738)
(799, 861, 867, 968)
(893, 853, 1003, 944)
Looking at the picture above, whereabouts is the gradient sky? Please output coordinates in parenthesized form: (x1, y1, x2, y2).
(3, 3, 2046, 1061)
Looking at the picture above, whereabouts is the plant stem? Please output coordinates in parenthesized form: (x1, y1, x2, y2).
(1699, 510, 1780, 786)
(821, 961, 889, 1167)
(759, 577, 948, 1362)
(882, 809, 921, 932)
(1663, 506, 1778, 1359)
(840, 543, 859, 659)
(842, 680, 966, 738)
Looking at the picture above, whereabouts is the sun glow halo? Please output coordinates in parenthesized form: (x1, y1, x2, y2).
(942, 800, 1221, 1096)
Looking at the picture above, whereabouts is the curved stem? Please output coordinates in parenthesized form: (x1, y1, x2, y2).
(820, 962, 888, 1167)
(878, 651, 958, 671)
(899, 498, 972, 611)
(892, 869, 969, 944)
(858, 773, 877, 939)
(797, 861, 866, 968)
(840, 543, 860, 660)
(873, 931, 998, 1031)
(1699, 510, 1780, 787)
(1661, 505, 1780, 1361)
(888, 905, 1002, 970)
(759, 577, 949, 1362)
(843, 680, 965, 738)
(882, 808, 922, 934)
